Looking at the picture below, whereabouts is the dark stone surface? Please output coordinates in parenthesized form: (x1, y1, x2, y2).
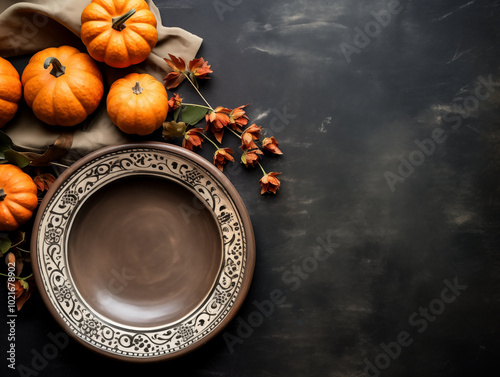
(2, 0, 500, 376)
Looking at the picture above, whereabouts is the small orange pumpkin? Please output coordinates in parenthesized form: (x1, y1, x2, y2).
(0, 164, 38, 231)
(21, 45, 104, 127)
(81, 0, 158, 68)
(0, 57, 22, 128)
(107, 73, 168, 135)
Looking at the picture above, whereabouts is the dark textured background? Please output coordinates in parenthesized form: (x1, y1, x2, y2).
(2, 0, 500, 376)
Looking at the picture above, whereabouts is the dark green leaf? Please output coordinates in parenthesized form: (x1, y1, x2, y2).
(181, 105, 209, 126)
(0, 236, 12, 255)
(0, 130, 13, 153)
(4, 149, 30, 168)
(173, 106, 181, 123)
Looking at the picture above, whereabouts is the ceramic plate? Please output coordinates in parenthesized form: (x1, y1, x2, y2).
(31, 142, 255, 362)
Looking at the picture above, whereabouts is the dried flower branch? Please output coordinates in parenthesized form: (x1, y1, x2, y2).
(163, 55, 284, 194)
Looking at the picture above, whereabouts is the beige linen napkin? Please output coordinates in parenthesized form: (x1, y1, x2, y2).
(0, 0, 202, 161)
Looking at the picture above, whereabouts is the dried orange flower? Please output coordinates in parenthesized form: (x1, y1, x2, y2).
(214, 147, 234, 171)
(183, 128, 204, 151)
(33, 172, 56, 191)
(241, 124, 261, 150)
(228, 105, 249, 131)
(259, 172, 281, 194)
(164, 72, 182, 89)
(262, 136, 283, 154)
(5, 252, 15, 266)
(168, 93, 183, 112)
(189, 58, 213, 79)
(165, 54, 186, 71)
(12, 279, 32, 310)
(206, 107, 231, 143)
(241, 148, 262, 168)
(164, 54, 187, 89)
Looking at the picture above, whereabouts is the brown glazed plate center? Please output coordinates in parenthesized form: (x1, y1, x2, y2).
(31, 142, 256, 362)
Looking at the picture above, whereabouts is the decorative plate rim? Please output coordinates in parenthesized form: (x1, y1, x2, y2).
(31, 142, 256, 362)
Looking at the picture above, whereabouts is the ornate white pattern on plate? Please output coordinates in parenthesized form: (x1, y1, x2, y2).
(35, 147, 248, 358)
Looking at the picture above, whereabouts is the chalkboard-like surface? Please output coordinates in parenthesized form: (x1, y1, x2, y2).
(1, 1, 499, 376)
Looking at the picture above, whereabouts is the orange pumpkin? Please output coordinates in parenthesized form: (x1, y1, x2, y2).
(81, 0, 158, 68)
(0, 57, 22, 128)
(107, 73, 168, 135)
(21, 45, 104, 127)
(0, 164, 38, 231)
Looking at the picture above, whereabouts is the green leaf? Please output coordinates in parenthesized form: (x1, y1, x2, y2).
(181, 105, 209, 126)
(4, 149, 30, 168)
(0, 130, 13, 153)
(0, 236, 12, 255)
(173, 106, 181, 123)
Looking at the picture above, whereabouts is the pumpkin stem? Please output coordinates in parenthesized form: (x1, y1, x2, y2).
(132, 81, 143, 95)
(0, 188, 6, 201)
(44, 57, 66, 78)
(112, 8, 136, 31)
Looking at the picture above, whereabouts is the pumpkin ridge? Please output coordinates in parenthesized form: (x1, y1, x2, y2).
(0, 100, 18, 127)
(0, 166, 16, 182)
(4, 200, 32, 223)
(104, 32, 130, 67)
(140, 88, 167, 122)
(122, 29, 152, 63)
(102, 0, 118, 14)
(118, 93, 139, 132)
(0, 205, 17, 230)
(0, 99, 18, 115)
(64, 71, 104, 114)
(0, 59, 20, 78)
(54, 79, 88, 124)
(6, 193, 38, 211)
(140, 82, 162, 104)
(3, 173, 36, 193)
(124, 23, 157, 40)
(51, 46, 80, 65)
(20, 65, 40, 88)
(50, 82, 58, 124)
(64, 58, 103, 82)
(24, 75, 54, 109)
(88, 29, 114, 62)
(123, 26, 157, 50)
(128, 8, 156, 26)
(0, 76, 22, 103)
(135, 79, 164, 133)
(31, 84, 57, 123)
(83, 3, 114, 22)
(3, 183, 35, 195)
(126, 0, 149, 12)
(81, 21, 112, 44)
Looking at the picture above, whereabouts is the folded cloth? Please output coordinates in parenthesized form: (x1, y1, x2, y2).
(0, 0, 202, 162)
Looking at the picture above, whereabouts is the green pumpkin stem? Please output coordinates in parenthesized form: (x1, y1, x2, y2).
(112, 8, 136, 31)
(132, 81, 143, 95)
(0, 188, 6, 201)
(44, 57, 66, 78)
